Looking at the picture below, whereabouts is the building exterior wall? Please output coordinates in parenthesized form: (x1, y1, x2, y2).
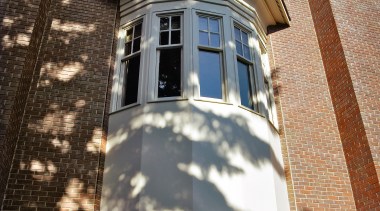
(268, 0, 357, 209)
(0, 0, 379, 210)
(308, 0, 380, 209)
(1, 0, 118, 210)
(0, 0, 50, 208)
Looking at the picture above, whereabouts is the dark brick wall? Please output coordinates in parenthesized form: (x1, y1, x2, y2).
(0, 0, 49, 208)
(268, 0, 356, 209)
(1, 0, 118, 210)
(308, 0, 380, 209)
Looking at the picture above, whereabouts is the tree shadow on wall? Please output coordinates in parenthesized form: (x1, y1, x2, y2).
(102, 101, 285, 211)
(1, 0, 118, 210)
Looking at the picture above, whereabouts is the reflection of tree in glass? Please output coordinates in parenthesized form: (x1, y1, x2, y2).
(158, 48, 181, 97)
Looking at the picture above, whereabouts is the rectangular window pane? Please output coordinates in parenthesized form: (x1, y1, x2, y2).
(124, 55, 141, 106)
(238, 61, 254, 109)
(125, 42, 132, 55)
(199, 31, 209, 46)
(209, 19, 219, 33)
(234, 27, 241, 41)
(135, 23, 142, 37)
(158, 48, 182, 98)
(199, 17, 208, 31)
(171, 30, 181, 44)
(160, 17, 169, 30)
(160, 31, 169, 45)
(236, 41, 243, 56)
(199, 50, 222, 99)
(171, 16, 181, 29)
(133, 38, 141, 53)
(210, 33, 220, 47)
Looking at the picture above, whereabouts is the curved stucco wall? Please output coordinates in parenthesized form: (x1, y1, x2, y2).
(101, 1, 289, 210)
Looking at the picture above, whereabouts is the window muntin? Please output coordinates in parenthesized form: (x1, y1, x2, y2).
(122, 21, 143, 107)
(197, 15, 224, 100)
(234, 25, 257, 111)
(157, 14, 183, 98)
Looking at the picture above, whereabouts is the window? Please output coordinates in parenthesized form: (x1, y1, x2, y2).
(157, 15, 183, 98)
(122, 21, 143, 106)
(234, 26, 256, 110)
(197, 15, 224, 100)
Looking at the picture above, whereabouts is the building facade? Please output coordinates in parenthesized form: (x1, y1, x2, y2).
(0, 0, 379, 210)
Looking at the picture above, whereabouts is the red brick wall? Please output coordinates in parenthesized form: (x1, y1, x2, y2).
(1, 0, 118, 210)
(268, 0, 356, 209)
(0, 0, 49, 208)
(308, 0, 380, 209)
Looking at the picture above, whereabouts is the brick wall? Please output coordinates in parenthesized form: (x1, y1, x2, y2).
(1, 0, 118, 210)
(0, 0, 48, 208)
(268, 0, 356, 209)
(308, 0, 380, 209)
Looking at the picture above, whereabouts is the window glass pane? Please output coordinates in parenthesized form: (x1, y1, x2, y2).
(126, 28, 133, 42)
(242, 31, 249, 45)
(210, 33, 220, 47)
(158, 48, 181, 97)
(209, 19, 219, 33)
(133, 38, 141, 52)
(199, 31, 209, 46)
(236, 41, 243, 55)
(160, 17, 169, 30)
(171, 16, 180, 29)
(124, 55, 141, 106)
(125, 42, 132, 55)
(134, 23, 142, 37)
(160, 31, 169, 45)
(199, 50, 222, 99)
(243, 45, 251, 60)
(199, 17, 208, 31)
(171, 30, 181, 44)
(234, 27, 241, 41)
(237, 61, 254, 109)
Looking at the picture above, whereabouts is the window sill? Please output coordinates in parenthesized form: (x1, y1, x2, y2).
(238, 105, 265, 118)
(110, 103, 141, 115)
(193, 98, 232, 105)
(147, 98, 188, 104)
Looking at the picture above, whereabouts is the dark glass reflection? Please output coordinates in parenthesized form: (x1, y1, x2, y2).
(124, 55, 141, 106)
(160, 17, 169, 30)
(242, 31, 248, 45)
(171, 16, 180, 29)
(133, 38, 140, 52)
(160, 31, 169, 45)
(135, 23, 142, 37)
(126, 28, 133, 42)
(237, 61, 254, 109)
(158, 48, 181, 97)
(125, 42, 132, 55)
(199, 50, 222, 99)
(171, 30, 181, 44)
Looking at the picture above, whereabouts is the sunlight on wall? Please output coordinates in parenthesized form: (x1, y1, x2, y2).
(2, 33, 30, 48)
(86, 127, 102, 153)
(51, 138, 71, 153)
(40, 62, 85, 82)
(130, 172, 149, 198)
(28, 160, 57, 181)
(59, 178, 92, 210)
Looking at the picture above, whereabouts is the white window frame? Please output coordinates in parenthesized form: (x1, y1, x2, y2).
(111, 16, 146, 111)
(192, 11, 227, 103)
(232, 22, 259, 112)
(148, 11, 188, 102)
